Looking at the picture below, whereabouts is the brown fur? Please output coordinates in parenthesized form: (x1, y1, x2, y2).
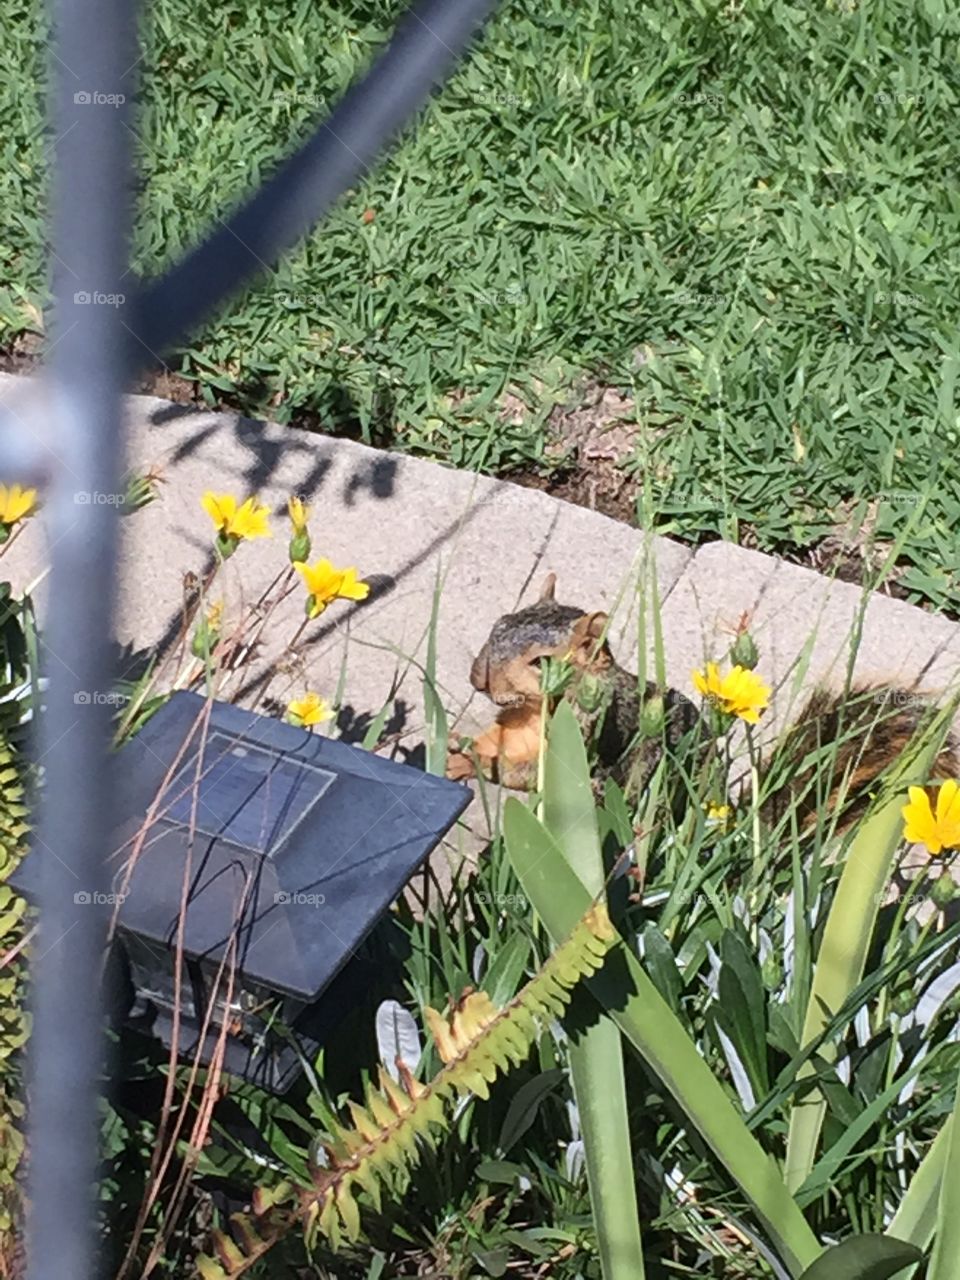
(761, 683, 959, 831)
(449, 574, 701, 794)
(450, 579, 959, 831)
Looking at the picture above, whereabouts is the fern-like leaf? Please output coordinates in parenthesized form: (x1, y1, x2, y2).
(195, 901, 615, 1277)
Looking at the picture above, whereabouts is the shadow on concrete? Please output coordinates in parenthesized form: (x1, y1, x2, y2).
(139, 397, 561, 726)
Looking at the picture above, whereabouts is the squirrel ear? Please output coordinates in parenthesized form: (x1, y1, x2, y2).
(470, 644, 491, 692)
(539, 573, 557, 602)
(574, 611, 608, 640)
(571, 611, 609, 649)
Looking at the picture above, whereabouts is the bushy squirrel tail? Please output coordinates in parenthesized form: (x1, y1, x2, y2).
(760, 683, 959, 832)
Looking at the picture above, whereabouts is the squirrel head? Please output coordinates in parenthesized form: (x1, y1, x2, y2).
(470, 574, 613, 708)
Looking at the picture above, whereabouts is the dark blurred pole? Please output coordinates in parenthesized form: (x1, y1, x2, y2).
(4, 2, 502, 1279)
(25, 4, 138, 1280)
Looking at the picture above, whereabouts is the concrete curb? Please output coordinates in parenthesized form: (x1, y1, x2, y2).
(2, 371, 959, 856)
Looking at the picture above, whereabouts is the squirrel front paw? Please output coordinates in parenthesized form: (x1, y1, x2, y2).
(446, 748, 477, 781)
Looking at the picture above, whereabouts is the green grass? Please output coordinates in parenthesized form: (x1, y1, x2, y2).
(3, 0, 960, 608)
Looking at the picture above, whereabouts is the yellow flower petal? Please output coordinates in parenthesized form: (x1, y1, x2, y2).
(295, 558, 342, 602)
(201, 492, 236, 532)
(337, 567, 370, 602)
(936, 778, 960, 825)
(228, 497, 271, 540)
(202, 492, 270, 541)
(0, 484, 38, 526)
(295, 558, 370, 609)
(692, 661, 769, 723)
(288, 496, 309, 533)
(691, 662, 719, 699)
(287, 692, 334, 727)
(900, 783, 960, 856)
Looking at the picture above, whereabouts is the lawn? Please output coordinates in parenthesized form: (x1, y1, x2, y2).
(3, 0, 960, 606)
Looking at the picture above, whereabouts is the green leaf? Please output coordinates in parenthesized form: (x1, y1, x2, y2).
(887, 1118, 951, 1258)
(476, 1159, 527, 1185)
(422, 563, 448, 777)
(785, 718, 948, 1193)
(929, 1066, 960, 1280)
(504, 795, 820, 1278)
(797, 1235, 922, 1280)
(541, 701, 646, 1280)
(716, 929, 769, 1097)
(473, 1245, 510, 1277)
(496, 1069, 564, 1156)
(484, 932, 532, 1008)
(639, 924, 683, 1014)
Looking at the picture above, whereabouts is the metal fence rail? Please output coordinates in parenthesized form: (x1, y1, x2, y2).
(0, 1, 499, 1277)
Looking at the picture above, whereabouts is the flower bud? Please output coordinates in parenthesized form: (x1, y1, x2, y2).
(639, 692, 666, 738)
(215, 532, 237, 561)
(540, 656, 572, 697)
(575, 672, 605, 713)
(191, 604, 222, 659)
(930, 870, 957, 910)
(761, 951, 782, 989)
(730, 629, 760, 670)
(890, 986, 916, 1017)
(288, 530, 311, 564)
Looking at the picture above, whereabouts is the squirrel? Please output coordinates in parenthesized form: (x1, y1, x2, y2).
(446, 574, 959, 830)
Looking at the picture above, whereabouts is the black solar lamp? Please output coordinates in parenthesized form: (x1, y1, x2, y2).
(13, 691, 469, 1091)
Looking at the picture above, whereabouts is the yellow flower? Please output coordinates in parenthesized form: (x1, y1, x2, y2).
(288, 496, 309, 533)
(287, 691, 334, 728)
(705, 802, 731, 823)
(692, 661, 771, 724)
(205, 601, 223, 631)
(901, 781, 960, 855)
(287, 496, 311, 562)
(0, 484, 38, 527)
(294, 558, 370, 618)
(201, 492, 271, 543)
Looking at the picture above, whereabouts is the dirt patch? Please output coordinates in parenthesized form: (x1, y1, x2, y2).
(503, 378, 648, 523)
(130, 366, 205, 406)
(1, 338, 205, 408)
